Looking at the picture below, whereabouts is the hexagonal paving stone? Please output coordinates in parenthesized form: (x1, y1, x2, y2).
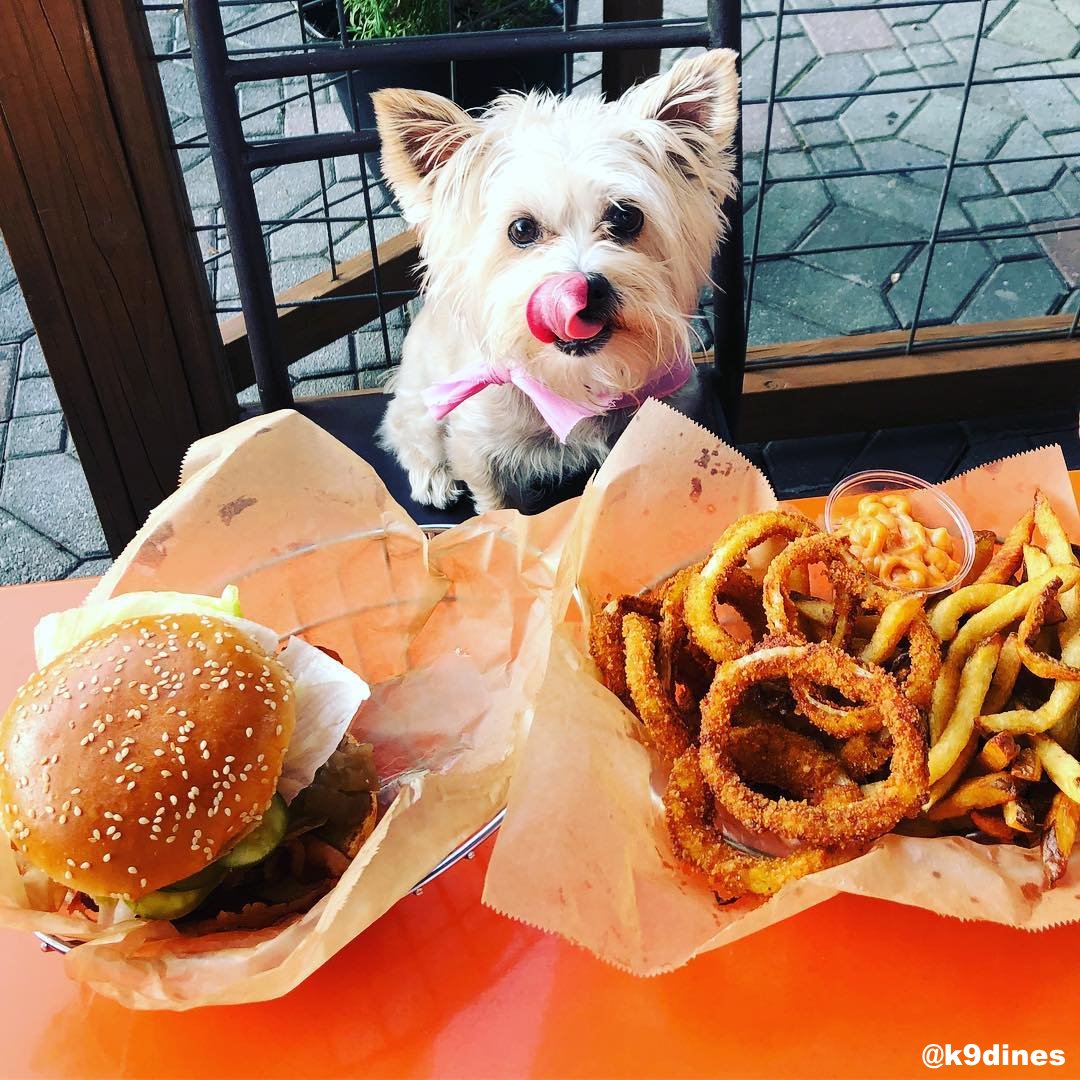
(742, 33, 818, 101)
(0, 346, 15, 414)
(901, 91, 1015, 160)
(751, 258, 897, 334)
(990, 0, 1080, 59)
(840, 87, 929, 141)
(906, 43, 954, 68)
(68, 557, 114, 580)
(1011, 188, 1069, 223)
(930, 1, 981, 40)
(742, 103, 799, 153)
(957, 257, 1068, 322)
(746, 178, 831, 255)
(0, 510, 78, 583)
(12, 376, 61, 417)
(961, 196, 1039, 256)
(867, 48, 915, 75)
(5, 414, 65, 458)
(826, 173, 968, 232)
(18, 336, 47, 377)
(798, 205, 915, 287)
(896, 22, 940, 47)
(782, 54, 875, 124)
(288, 338, 353, 381)
(746, 300, 833, 346)
(293, 374, 359, 398)
(800, 11, 896, 54)
(0, 453, 108, 558)
(1036, 219, 1080, 285)
(0, 281, 33, 341)
(886, 240, 996, 324)
(809, 143, 861, 175)
(990, 120, 1063, 194)
(0, 243, 14, 294)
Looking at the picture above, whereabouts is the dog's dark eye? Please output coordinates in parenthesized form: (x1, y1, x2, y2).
(604, 203, 644, 241)
(508, 217, 541, 248)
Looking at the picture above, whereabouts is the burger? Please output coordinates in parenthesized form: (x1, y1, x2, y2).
(0, 590, 378, 931)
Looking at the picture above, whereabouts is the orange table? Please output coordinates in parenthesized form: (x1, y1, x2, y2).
(4, 482, 1080, 1079)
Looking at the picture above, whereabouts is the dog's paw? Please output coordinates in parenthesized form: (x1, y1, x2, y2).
(410, 466, 463, 510)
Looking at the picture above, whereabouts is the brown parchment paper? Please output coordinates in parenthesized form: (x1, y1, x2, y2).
(483, 399, 1080, 975)
(0, 410, 573, 1009)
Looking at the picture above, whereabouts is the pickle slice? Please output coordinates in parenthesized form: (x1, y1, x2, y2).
(218, 794, 288, 869)
(132, 884, 213, 920)
(164, 864, 226, 893)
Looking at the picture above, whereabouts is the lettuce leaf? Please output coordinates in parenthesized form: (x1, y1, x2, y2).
(34, 587, 249, 667)
(274, 638, 370, 804)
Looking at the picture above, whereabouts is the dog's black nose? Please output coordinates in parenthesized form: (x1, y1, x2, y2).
(582, 273, 617, 321)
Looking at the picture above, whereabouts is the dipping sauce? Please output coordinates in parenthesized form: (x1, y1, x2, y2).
(833, 492, 961, 591)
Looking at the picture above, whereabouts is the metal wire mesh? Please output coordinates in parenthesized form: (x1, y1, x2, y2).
(144, 0, 1080, 406)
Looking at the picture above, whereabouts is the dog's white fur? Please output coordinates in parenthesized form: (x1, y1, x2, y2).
(372, 49, 739, 511)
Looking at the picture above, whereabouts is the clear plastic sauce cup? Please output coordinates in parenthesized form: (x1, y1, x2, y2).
(824, 469, 975, 597)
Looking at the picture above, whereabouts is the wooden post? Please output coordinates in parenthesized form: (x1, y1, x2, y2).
(0, 0, 236, 554)
(601, 0, 664, 99)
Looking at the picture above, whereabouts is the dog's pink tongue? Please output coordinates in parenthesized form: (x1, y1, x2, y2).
(526, 272, 606, 344)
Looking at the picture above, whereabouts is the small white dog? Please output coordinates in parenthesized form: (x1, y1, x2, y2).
(372, 49, 739, 512)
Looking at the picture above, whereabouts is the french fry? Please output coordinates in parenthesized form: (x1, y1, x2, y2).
(793, 598, 877, 638)
(1035, 490, 1079, 582)
(860, 594, 925, 666)
(1034, 491, 1080, 750)
(982, 633, 1022, 716)
(976, 507, 1036, 585)
(926, 771, 1017, 821)
(982, 498, 1080, 740)
(926, 733, 978, 808)
(977, 731, 1020, 772)
(928, 584, 1013, 642)
(1003, 799, 1036, 833)
(1033, 735, 1080, 802)
(930, 635, 1002, 784)
(960, 530, 997, 588)
(931, 568, 1080, 739)
(1010, 746, 1043, 783)
(1016, 577, 1080, 682)
(1023, 544, 1053, 581)
(1042, 791, 1080, 886)
(970, 809, 1015, 842)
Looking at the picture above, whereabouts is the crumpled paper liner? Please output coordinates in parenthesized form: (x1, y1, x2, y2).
(483, 400, 1080, 975)
(0, 410, 573, 1008)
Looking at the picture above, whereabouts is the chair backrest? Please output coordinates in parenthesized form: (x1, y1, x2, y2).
(186, 0, 746, 427)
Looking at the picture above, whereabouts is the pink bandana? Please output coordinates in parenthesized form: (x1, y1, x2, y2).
(422, 352, 693, 443)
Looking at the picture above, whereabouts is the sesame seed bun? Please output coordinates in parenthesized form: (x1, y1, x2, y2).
(0, 614, 296, 900)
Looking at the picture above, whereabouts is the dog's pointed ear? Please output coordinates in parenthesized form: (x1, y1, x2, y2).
(626, 49, 739, 146)
(372, 88, 480, 221)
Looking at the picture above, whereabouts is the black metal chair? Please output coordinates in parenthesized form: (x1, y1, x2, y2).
(186, 0, 746, 523)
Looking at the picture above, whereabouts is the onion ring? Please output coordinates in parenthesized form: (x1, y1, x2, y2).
(838, 730, 894, 781)
(685, 510, 818, 663)
(664, 729, 864, 897)
(656, 563, 714, 712)
(763, 533, 869, 650)
(698, 642, 927, 846)
(622, 612, 695, 763)
(588, 594, 660, 702)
